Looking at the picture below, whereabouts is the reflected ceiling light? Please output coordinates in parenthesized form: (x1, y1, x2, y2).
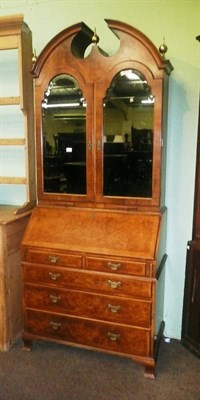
(53, 115, 86, 120)
(141, 97, 155, 104)
(42, 102, 80, 109)
(80, 97, 87, 107)
(120, 70, 140, 80)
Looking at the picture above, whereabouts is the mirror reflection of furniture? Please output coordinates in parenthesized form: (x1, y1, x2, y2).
(103, 69, 154, 197)
(21, 20, 173, 380)
(41, 68, 154, 198)
(41, 75, 86, 194)
(103, 129, 153, 197)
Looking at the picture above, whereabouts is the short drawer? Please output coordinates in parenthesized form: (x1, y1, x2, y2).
(26, 249, 82, 268)
(86, 256, 146, 276)
(24, 284, 152, 328)
(23, 264, 153, 299)
(24, 309, 151, 357)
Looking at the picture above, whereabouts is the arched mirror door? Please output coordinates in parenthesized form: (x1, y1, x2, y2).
(42, 74, 87, 194)
(103, 69, 154, 198)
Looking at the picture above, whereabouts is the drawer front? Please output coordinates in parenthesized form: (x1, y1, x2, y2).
(26, 249, 82, 268)
(24, 285, 152, 328)
(86, 256, 146, 276)
(23, 264, 153, 299)
(25, 309, 151, 357)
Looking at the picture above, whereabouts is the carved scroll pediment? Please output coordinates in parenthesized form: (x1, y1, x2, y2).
(32, 19, 173, 81)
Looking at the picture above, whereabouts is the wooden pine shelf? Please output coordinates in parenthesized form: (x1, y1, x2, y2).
(0, 97, 20, 105)
(0, 176, 27, 184)
(0, 138, 25, 146)
(0, 14, 36, 206)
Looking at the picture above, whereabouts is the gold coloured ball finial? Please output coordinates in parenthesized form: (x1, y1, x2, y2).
(159, 37, 168, 58)
(92, 27, 99, 44)
(32, 49, 37, 64)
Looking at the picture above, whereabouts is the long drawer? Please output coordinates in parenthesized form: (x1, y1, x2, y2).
(24, 284, 152, 328)
(24, 309, 151, 357)
(23, 264, 153, 299)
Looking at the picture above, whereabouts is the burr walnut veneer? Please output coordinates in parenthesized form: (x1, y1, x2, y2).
(21, 20, 173, 378)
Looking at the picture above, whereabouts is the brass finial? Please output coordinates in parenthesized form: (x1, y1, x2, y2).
(32, 49, 37, 64)
(92, 27, 99, 44)
(159, 37, 168, 58)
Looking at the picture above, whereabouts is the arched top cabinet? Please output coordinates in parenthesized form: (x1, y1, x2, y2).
(22, 20, 173, 379)
(32, 20, 173, 209)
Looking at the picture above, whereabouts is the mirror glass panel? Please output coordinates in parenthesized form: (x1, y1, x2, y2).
(103, 69, 154, 198)
(42, 74, 86, 194)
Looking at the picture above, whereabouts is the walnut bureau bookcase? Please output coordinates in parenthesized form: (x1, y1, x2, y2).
(0, 14, 36, 350)
(21, 20, 173, 378)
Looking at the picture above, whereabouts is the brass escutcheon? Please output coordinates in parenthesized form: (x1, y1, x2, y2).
(108, 303, 121, 313)
(107, 262, 121, 271)
(107, 279, 121, 289)
(48, 255, 60, 264)
(107, 332, 120, 341)
(49, 321, 61, 330)
(49, 294, 61, 304)
(48, 272, 61, 281)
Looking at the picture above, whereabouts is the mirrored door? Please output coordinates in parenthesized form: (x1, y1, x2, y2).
(42, 74, 87, 194)
(103, 69, 154, 198)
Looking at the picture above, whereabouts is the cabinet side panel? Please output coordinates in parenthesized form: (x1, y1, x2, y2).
(20, 30, 36, 203)
(0, 213, 30, 350)
(0, 226, 7, 348)
(155, 208, 167, 335)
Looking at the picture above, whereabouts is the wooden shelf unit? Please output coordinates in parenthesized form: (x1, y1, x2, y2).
(0, 13, 36, 206)
(0, 14, 36, 350)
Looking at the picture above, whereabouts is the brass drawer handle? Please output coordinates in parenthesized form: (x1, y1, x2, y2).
(48, 272, 61, 281)
(107, 279, 121, 289)
(108, 304, 121, 313)
(49, 294, 61, 304)
(108, 332, 120, 341)
(48, 255, 60, 264)
(107, 262, 121, 271)
(49, 321, 61, 330)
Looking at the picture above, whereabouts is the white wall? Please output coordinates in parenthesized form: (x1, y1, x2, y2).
(1, 0, 199, 339)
